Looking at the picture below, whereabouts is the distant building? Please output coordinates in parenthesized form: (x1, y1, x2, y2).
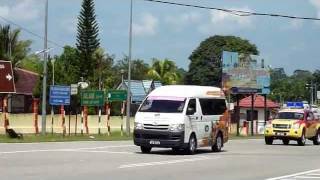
(117, 80, 162, 115)
(0, 68, 39, 113)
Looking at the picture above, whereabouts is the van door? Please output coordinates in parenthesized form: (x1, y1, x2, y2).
(199, 98, 227, 146)
(186, 98, 201, 141)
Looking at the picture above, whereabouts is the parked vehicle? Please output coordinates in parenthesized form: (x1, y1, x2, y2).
(264, 108, 320, 146)
(133, 85, 230, 154)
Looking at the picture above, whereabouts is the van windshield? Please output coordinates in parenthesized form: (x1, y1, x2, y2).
(276, 112, 304, 120)
(139, 96, 186, 113)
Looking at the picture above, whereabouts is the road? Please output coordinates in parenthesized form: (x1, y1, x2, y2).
(0, 139, 319, 180)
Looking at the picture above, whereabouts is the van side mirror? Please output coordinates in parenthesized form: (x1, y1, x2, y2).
(187, 107, 195, 115)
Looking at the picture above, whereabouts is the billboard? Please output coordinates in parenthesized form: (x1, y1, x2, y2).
(222, 51, 270, 94)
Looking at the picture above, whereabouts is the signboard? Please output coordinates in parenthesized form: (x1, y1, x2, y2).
(106, 90, 127, 102)
(286, 102, 304, 109)
(49, 85, 71, 105)
(70, 84, 78, 95)
(0, 60, 15, 93)
(81, 90, 104, 106)
(222, 51, 270, 94)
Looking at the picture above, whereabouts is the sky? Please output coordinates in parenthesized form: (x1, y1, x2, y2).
(1, 0, 320, 75)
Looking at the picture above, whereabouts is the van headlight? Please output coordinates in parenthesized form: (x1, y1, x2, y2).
(134, 122, 143, 130)
(292, 123, 300, 130)
(169, 124, 185, 131)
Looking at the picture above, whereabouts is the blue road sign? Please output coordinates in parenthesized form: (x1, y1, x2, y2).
(49, 85, 71, 105)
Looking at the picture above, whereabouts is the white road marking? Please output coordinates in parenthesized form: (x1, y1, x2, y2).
(0, 145, 135, 154)
(295, 176, 320, 179)
(266, 169, 320, 180)
(119, 156, 217, 169)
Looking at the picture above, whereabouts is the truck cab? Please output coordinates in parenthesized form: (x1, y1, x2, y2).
(264, 108, 320, 146)
(133, 85, 229, 154)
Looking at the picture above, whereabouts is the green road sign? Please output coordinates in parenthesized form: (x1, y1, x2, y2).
(81, 90, 104, 106)
(107, 90, 127, 102)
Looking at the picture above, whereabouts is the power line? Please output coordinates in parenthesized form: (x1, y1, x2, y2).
(0, 15, 64, 49)
(143, 0, 320, 21)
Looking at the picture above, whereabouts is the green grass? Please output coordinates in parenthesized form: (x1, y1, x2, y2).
(0, 131, 132, 143)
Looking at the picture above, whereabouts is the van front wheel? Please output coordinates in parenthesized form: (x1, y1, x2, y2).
(185, 134, 197, 155)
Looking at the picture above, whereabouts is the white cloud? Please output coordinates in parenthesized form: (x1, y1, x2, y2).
(310, 0, 320, 25)
(133, 13, 158, 37)
(165, 12, 202, 27)
(0, 0, 40, 21)
(199, 7, 254, 34)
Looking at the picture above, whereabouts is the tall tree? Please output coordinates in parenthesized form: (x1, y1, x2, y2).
(185, 35, 258, 86)
(76, 0, 100, 81)
(147, 59, 181, 85)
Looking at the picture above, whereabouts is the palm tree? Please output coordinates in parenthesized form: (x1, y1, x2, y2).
(0, 24, 31, 66)
(147, 59, 180, 85)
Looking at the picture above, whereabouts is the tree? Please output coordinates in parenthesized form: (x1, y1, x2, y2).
(147, 59, 181, 85)
(115, 56, 150, 81)
(0, 24, 31, 66)
(76, 0, 100, 81)
(185, 35, 258, 86)
(91, 48, 116, 89)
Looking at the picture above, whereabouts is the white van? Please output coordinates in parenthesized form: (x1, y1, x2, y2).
(134, 85, 229, 154)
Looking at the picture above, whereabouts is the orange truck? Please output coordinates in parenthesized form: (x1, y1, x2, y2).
(265, 108, 320, 146)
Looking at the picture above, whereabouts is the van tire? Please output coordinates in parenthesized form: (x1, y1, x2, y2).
(212, 133, 223, 152)
(313, 129, 320, 145)
(297, 130, 306, 146)
(185, 134, 197, 155)
(140, 146, 152, 153)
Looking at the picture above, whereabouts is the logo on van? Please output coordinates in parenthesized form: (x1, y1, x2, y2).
(205, 125, 209, 132)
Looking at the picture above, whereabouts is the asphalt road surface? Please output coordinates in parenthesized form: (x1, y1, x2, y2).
(0, 139, 319, 180)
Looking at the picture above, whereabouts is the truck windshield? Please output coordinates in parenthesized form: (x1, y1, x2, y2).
(139, 96, 186, 113)
(276, 112, 304, 120)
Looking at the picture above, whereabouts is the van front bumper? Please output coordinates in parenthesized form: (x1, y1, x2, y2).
(134, 129, 186, 148)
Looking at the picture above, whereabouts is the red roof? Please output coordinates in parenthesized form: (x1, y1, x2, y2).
(237, 95, 279, 108)
(14, 68, 39, 95)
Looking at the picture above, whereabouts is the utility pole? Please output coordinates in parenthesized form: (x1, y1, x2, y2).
(126, 0, 133, 136)
(41, 0, 48, 135)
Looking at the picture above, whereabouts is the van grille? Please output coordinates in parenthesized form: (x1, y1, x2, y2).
(273, 124, 291, 129)
(143, 124, 169, 130)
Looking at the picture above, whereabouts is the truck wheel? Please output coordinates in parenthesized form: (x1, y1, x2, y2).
(297, 130, 306, 146)
(212, 133, 223, 152)
(185, 134, 197, 155)
(265, 137, 273, 145)
(313, 129, 320, 145)
(282, 139, 289, 145)
(140, 146, 152, 153)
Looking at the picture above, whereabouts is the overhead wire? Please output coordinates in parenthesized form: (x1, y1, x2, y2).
(0, 15, 64, 49)
(143, 0, 320, 21)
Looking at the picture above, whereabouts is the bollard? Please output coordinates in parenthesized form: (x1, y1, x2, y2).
(84, 106, 89, 134)
(33, 98, 40, 134)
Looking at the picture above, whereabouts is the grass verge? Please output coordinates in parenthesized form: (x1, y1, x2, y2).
(0, 131, 132, 143)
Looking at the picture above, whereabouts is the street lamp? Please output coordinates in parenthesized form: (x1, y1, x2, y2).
(35, 47, 53, 135)
(126, 0, 133, 136)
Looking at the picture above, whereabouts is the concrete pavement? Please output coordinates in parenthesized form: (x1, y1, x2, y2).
(0, 139, 319, 180)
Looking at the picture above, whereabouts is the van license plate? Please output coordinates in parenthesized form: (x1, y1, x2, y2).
(149, 140, 160, 145)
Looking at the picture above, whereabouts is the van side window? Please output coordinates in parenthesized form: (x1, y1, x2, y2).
(186, 99, 196, 115)
(199, 99, 226, 115)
